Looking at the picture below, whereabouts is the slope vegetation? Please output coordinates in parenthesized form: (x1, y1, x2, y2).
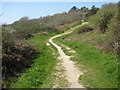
(53, 3, 119, 88)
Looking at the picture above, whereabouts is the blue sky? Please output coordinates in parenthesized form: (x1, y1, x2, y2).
(2, 2, 116, 24)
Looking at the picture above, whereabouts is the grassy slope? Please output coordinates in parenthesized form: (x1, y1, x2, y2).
(10, 23, 81, 88)
(53, 24, 118, 88)
(11, 34, 58, 88)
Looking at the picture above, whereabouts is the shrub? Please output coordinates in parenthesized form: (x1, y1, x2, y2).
(88, 3, 119, 56)
(76, 24, 93, 34)
(89, 3, 117, 32)
(104, 16, 120, 56)
(97, 11, 114, 32)
(11, 23, 59, 40)
(2, 26, 39, 87)
(2, 41, 38, 81)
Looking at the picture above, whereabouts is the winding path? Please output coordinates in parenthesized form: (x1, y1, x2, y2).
(49, 23, 87, 88)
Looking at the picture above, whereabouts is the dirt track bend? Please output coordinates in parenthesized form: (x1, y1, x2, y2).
(49, 23, 87, 88)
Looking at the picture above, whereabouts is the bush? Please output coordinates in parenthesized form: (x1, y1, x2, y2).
(2, 41, 38, 81)
(76, 24, 93, 34)
(88, 3, 119, 57)
(89, 3, 117, 32)
(104, 16, 120, 56)
(97, 11, 114, 32)
(11, 23, 59, 40)
(2, 26, 39, 87)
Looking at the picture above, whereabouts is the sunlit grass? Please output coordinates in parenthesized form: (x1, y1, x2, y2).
(11, 35, 58, 88)
(54, 27, 118, 88)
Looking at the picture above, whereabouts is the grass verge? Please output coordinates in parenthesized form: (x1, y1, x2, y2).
(53, 25, 118, 88)
(10, 35, 58, 88)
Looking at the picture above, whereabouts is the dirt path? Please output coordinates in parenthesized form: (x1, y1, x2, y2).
(49, 23, 87, 88)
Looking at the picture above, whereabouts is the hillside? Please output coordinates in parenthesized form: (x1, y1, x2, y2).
(53, 3, 119, 88)
(2, 5, 91, 88)
(2, 2, 119, 88)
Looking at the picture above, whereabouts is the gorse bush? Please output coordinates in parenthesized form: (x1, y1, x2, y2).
(97, 11, 114, 32)
(2, 41, 38, 78)
(2, 25, 39, 88)
(89, 3, 117, 32)
(2, 40, 38, 88)
(88, 3, 119, 56)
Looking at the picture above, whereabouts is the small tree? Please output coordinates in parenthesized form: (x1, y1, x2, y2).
(86, 5, 99, 17)
(91, 5, 99, 14)
(71, 6, 77, 10)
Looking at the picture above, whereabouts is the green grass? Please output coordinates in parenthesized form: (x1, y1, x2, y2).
(53, 25, 118, 88)
(9, 23, 80, 88)
(10, 34, 58, 88)
(8, 22, 82, 88)
(8, 22, 118, 88)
